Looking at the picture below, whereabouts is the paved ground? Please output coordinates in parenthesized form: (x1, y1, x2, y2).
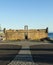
(0, 40, 53, 65)
(8, 46, 36, 65)
(7, 41, 53, 65)
(0, 44, 21, 65)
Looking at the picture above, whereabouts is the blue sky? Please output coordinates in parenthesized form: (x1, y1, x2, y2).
(0, 0, 53, 32)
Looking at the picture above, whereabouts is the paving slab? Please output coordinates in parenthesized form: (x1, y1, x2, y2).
(8, 45, 37, 65)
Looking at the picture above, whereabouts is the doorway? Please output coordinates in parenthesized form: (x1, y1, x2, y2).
(25, 35, 28, 40)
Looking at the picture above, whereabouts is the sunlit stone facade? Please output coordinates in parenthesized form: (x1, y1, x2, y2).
(3, 26, 48, 41)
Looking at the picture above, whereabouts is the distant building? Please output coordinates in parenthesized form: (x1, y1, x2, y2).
(3, 26, 48, 41)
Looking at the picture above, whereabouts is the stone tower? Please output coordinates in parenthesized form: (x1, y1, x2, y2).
(24, 25, 28, 30)
(24, 25, 28, 40)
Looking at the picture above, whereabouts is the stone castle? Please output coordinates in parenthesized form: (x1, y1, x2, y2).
(2, 25, 48, 41)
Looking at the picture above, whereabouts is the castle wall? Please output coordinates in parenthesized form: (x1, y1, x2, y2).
(5, 29, 48, 41)
(5, 30, 25, 40)
(28, 30, 48, 40)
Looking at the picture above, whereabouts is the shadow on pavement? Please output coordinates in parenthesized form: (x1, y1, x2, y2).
(30, 44, 53, 65)
(0, 44, 22, 65)
(32, 54, 53, 64)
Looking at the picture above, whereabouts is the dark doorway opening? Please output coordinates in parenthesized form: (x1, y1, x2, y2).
(25, 35, 28, 40)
